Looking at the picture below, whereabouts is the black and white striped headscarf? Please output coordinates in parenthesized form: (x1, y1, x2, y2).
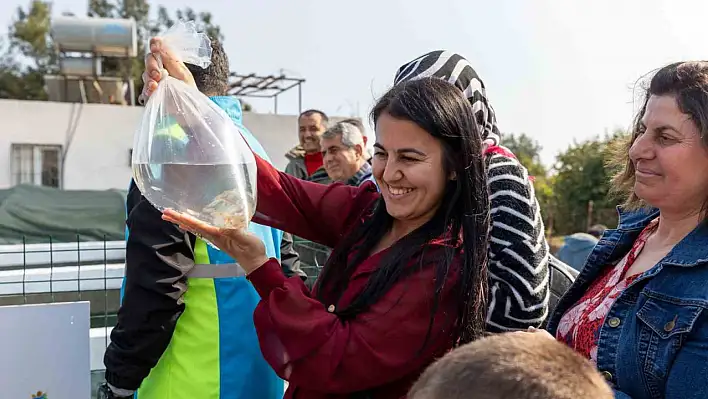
(394, 50, 501, 146)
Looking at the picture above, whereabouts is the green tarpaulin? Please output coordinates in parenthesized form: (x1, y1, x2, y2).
(0, 185, 126, 244)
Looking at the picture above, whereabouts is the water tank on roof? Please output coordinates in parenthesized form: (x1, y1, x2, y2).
(45, 75, 127, 104)
(59, 57, 102, 77)
(51, 16, 137, 57)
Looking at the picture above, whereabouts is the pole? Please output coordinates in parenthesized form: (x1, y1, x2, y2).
(587, 200, 594, 231)
(127, 48, 135, 106)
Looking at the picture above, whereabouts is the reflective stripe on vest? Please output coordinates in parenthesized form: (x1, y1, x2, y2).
(189, 263, 245, 278)
(190, 237, 246, 279)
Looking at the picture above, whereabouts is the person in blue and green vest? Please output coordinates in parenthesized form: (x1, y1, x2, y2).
(98, 37, 304, 399)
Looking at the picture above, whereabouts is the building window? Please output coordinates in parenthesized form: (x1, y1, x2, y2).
(11, 144, 63, 188)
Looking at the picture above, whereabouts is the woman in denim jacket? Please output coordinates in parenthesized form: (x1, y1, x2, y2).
(544, 61, 708, 399)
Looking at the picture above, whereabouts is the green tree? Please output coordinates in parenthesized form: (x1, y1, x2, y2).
(240, 99, 253, 112)
(549, 131, 626, 235)
(0, 0, 56, 100)
(504, 133, 546, 178)
(0, 0, 223, 103)
(152, 6, 223, 43)
(88, 1, 223, 103)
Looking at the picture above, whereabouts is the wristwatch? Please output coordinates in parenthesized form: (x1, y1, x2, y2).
(96, 383, 133, 399)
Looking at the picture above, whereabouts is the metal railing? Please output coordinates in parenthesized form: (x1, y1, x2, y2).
(0, 237, 125, 331)
(0, 239, 126, 268)
(292, 236, 330, 287)
(0, 234, 330, 325)
(0, 234, 330, 396)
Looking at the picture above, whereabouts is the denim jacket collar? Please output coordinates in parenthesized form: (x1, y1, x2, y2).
(614, 206, 708, 268)
(616, 206, 660, 231)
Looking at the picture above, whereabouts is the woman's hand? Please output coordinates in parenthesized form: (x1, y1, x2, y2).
(162, 209, 270, 274)
(139, 37, 197, 104)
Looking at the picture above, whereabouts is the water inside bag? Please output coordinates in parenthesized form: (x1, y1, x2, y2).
(133, 162, 257, 230)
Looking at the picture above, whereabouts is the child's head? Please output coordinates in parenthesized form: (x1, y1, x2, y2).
(408, 332, 613, 399)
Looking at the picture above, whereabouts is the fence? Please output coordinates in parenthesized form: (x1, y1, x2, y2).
(292, 236, 331, 287)
(0, 236, 329, 351)
(0, 237, 125, 330)
(0, 235, 330, 396)
(0, 237, 123, 397)
(0, 235, 330, 312)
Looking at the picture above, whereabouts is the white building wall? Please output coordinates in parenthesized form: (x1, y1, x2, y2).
(0, 99, 315, 190)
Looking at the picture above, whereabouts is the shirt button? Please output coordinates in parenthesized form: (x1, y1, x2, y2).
(327, 304, 335, 313)
(664, 320, 676, 332)
(601, 371, 613, 382)
(607, 317, 621, 328)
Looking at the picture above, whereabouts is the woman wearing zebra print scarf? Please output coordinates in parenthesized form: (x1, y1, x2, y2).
(395, 51, 550, 332)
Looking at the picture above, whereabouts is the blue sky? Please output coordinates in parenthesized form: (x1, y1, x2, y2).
(2, 0, 708, 165)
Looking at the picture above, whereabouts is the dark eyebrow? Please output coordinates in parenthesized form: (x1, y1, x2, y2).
(639, 121, 681, 135)
(655, 125, 680, 134)
(373, 143, 426, 157)
(397, 148, 427, 157)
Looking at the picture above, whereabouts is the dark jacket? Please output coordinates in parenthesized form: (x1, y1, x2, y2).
(104, 179, 195, 390)
(343, 162, 373, 187)
(284, 145, 331, 184)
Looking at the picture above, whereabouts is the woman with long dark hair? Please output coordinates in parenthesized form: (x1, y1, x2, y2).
(146, 37, 490, 398)
(394, 51, 550, 331)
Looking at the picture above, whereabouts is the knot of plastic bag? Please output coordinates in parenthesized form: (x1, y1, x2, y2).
(148, 20, 212, 70)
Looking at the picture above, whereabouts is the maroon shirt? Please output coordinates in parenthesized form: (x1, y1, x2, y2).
(247, 154, 462, 398)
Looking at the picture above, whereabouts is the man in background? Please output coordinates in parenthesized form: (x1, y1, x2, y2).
(285, 109, 331, 184)
(320, 122, 372, 186)
(340, 118, 373, 165)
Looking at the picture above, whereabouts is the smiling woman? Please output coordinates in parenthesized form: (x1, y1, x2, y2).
(163, 80, 490, 399)
(144, 34, 490, 398)
(372, 115, 450, 231)
(546, 61, 708, 399)
(392, 50, 551, 332)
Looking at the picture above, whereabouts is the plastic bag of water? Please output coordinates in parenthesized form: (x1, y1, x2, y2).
(132, 21, 256, 230)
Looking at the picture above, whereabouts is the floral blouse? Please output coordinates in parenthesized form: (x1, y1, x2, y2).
(556, 219, 659, 364)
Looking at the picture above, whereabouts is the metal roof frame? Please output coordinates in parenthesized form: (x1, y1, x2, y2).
(228, 73, 305, 114)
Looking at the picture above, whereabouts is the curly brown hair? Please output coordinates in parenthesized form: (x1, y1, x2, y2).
(184, 37, 230, 97)
(609, 61, 708, 210)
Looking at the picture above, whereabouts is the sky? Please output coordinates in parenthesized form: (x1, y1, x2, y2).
(2, 0, 708, 165)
